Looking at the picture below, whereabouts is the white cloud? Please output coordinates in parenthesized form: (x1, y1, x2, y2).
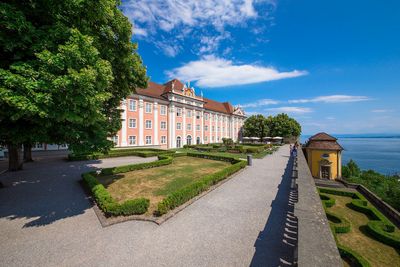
(289, 95, 370, 104)
(265, 106, 313, 114)
(166, 55, 307, 87)
(371, 109, 392, 113)
(122, 0, 276, 56)
(241, 99, 279, 108)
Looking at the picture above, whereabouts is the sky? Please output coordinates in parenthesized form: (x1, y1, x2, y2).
(121, 0, 400, 135)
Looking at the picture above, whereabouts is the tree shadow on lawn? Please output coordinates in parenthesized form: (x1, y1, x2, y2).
(0, 154, 105, 227)
(250, 156, 298, 267)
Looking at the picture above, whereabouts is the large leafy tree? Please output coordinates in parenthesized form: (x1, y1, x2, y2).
(0, 0, 147, 170)
(267, 113, 301, 138)
(243, 115, 269, 139)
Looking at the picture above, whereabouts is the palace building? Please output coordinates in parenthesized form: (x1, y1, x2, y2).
(113, 79, 246, 149)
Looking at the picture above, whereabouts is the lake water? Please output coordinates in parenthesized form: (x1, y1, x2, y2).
(300, 136, 400, 175)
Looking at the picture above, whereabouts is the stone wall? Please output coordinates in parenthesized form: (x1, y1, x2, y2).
(338, 179, 400, 228)
(293, 149, 342, 266)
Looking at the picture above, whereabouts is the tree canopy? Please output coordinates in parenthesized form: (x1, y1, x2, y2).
(243, 114, 269, 139)
(242, 113, 301, 139)
(0, 0, 147, 170)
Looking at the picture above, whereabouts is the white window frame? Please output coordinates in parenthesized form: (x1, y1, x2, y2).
(205, 113, 209, 120)
(145, 136, 152, 145)
(196, 111, 200, 119)
(176, 108, 182, 117)
(196, 124, 200, 131)
(128, 118, 136, 128)
(204, 125, 208, 131)
(187, 123, 192, 131)
(145, 102, 152, 113)
(204, 136, 208, 142)
(112, 135, 119, 145)
(161, 136, 167, 144)
(176, 122, 182, 130)
(129, 99, 137, 111)
(160, 121, 167, 130)
(128, 136, 136, 145)
(187, 110, 192, 117)
(160, 105, 167, 115)
(145, 120, 152, 129)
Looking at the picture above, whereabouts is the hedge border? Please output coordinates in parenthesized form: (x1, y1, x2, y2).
(81, 154, 175, 216)
(318, 189, 369, 266)
(156, 153, 247, 216)
(69, 148, 174, 161)
(318, 187, 400, 250)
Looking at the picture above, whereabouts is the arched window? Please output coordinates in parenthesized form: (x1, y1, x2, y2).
(196, 136, 201, 145)
(176, 136, 181, 148)
(187, 135, 192, 146)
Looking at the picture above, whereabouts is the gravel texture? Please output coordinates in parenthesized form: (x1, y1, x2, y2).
(0, 146, 294, 267)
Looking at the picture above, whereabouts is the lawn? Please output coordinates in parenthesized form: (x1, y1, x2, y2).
(172, 146, 276, 159)
(326, 194, 400, 267)
(97, 156, 231, 213)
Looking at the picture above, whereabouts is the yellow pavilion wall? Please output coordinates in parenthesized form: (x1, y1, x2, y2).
(306, 149, 341, 179)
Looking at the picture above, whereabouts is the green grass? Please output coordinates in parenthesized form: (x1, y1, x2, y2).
(97, 156, 230, 213)
(325, 193, 400, 267)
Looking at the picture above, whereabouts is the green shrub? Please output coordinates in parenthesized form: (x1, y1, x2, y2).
(156, 156, 246, 216)
(100, 155, 173, 175)
(82, 172, 149, 216)
(338, 245, 371, 267)
(320, 193, 336, 208)
(326, 211, 351, 233)
(68, 148, 173, 161)
(318, 187, 358, 198)
(366, 221, 400, 249)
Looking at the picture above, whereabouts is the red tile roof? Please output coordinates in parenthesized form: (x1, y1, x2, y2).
(305, 132, 343, 150)
(133, 79, 241, 115)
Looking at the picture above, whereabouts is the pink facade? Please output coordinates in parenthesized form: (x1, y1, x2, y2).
(114, 79, 245, 149)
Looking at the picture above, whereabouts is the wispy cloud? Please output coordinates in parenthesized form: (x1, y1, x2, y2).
(266, 106, 313, 114)
(289, 95, 370, 104)
(166, 55, 307, 87)
(241, 99, 280, 108)
(371, 109, 392, 113)
(122, 0, 276, 56)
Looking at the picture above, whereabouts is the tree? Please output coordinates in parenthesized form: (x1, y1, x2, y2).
(342, 159, 361, 178)
(0, 1, 147, 170)
(243, 115, 269, 139)
(267, 113, 301, 138)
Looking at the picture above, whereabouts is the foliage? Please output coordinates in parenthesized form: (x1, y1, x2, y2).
(243, 114, 269, 139)
(68, 148, 174, 161)
(82, 172, 149, 216)
(267, 113, 301, 138)
(222, 137, 234, 148)
(342, 160, 400, 211)
(0, 0, 147, 169)
(156, 155, 247, 215)
(337, 245, 371, 267)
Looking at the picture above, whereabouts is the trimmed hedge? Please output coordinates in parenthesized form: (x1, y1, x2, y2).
(100, 155, 173, 175)
(318, 187, 400, 250)
(320, 193, 336, 208)
(338, 245, 371, 267)
(326, 211, 351, 233)
(69, 148, 173, 161)
(156, 155, 247, 216)
(82, 172, 149, 216)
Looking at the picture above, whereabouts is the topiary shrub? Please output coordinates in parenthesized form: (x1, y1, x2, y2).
(338, 245, 371, 267)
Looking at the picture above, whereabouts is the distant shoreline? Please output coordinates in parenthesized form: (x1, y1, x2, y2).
(302, 135, 400, 139)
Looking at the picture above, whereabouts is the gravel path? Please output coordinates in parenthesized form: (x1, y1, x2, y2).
(0, 146, 294, 267)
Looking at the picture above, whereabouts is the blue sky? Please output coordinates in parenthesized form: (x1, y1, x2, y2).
(121, 0, 400, 135)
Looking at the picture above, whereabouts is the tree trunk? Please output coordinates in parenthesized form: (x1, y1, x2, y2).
(23, 143, 33, 162)
(8, 143, 23, 171)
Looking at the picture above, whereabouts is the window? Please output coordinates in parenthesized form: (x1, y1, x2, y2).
(176, 136, 182, 148)
(217, 137, 220, 142)
(196, 111, 200, 119)
(129, 99, 136, 111)
(160, 121, 167, 130)
(145, 120, 152, 129)
(196, 124, 200, 131)
(212, 126, 215, 132)
(145, 102, 152, 113)
(176, 122, 182, 130)
(212, 136, 215, 142)
(112, 136, 118, 145)
(129, 118, 136, 128)
(187, 110, 192, 117)
(128, 136, 136, 145)
(218, 126, 220, 132)
(222, 127, 225, 133)
(145, 136, 152, 145)
(187, 123, 192, 130)
(160, 105, 167, 115)
(161, 136, 167, 144)
(186, 135, 192, 145)
(34, 143, 43, 149)
(205, 113, 209, 120)
(204, 125, 208, 131)
(204, 136, 208, 142)
(176, 108, 182, 117)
